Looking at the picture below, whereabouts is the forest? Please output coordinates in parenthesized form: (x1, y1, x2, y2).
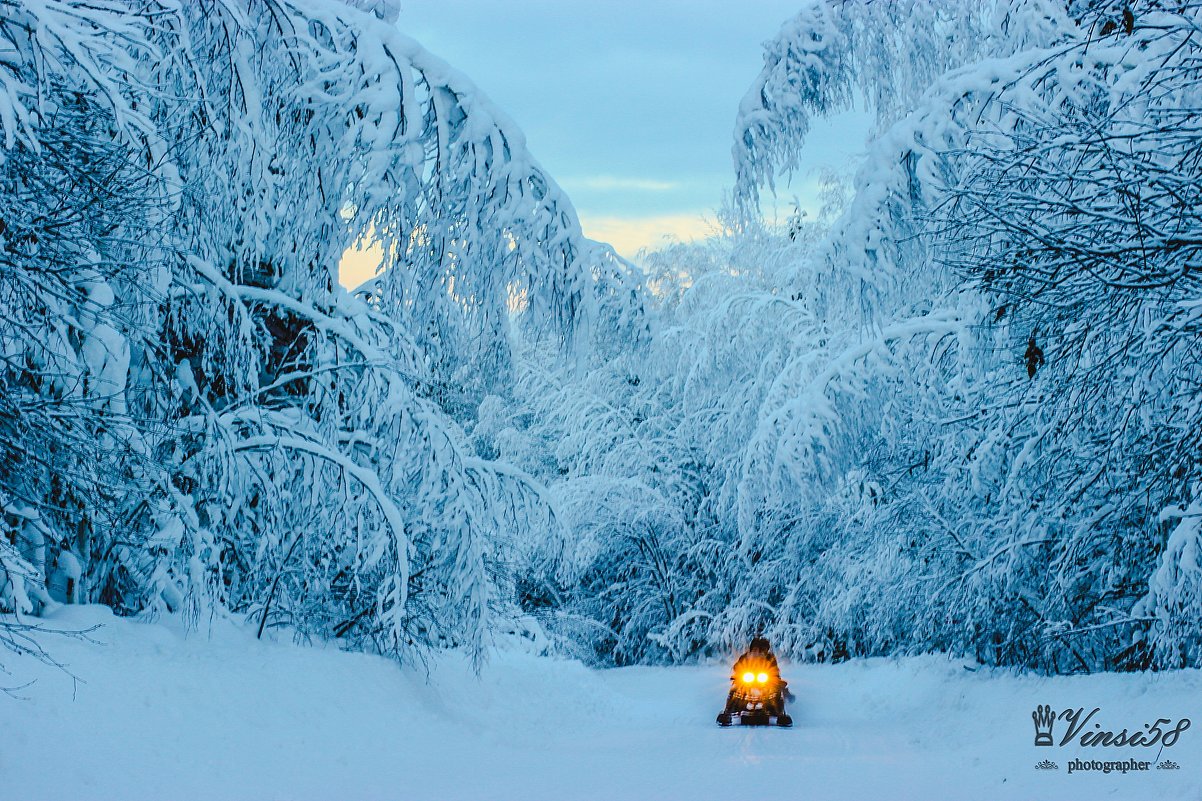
(2, 0, 1201, 682)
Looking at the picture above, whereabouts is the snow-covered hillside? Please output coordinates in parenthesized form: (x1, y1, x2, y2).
(4, 607, 1199, 801)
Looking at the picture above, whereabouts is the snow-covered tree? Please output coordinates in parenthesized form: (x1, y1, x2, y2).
(509, 0, 1202, 673)
(717, 0, 1202, 670)
(0, 0, 639, 666)
(6, 0, 1198, 678)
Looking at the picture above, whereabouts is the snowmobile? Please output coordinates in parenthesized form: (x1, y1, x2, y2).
(716, 667, 793, 727)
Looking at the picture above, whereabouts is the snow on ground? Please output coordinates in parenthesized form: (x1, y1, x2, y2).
(3, 606, 1201, 801)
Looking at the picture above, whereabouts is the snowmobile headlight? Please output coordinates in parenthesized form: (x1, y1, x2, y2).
(756, 672, 768, 684)
(742, 671, 756, 684)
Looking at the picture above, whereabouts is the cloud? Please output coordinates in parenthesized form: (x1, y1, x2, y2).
(563, 175, 680, 192)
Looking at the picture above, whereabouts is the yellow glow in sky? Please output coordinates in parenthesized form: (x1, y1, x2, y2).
(339, 239, 385, 291)
(578, 213, 716, 261)
(337, 213, 713, 290)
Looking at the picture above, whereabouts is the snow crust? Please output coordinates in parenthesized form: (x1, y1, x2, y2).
(4, 607, 1200, 801)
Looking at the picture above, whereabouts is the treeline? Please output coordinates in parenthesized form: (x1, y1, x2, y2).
(4, 0, 1199, 677)
(504, 0, 1202, 672)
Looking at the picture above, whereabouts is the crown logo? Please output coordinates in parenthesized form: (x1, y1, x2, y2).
(1033, 704, 1055, 746)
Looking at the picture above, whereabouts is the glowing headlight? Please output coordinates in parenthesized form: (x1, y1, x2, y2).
(756, 672, 769, 684)
(742, 671, 756, 684)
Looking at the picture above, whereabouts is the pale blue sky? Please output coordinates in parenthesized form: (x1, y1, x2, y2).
(343, 1, 869, 285)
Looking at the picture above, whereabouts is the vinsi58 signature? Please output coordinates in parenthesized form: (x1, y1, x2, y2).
(1033, 705, 1191, 749)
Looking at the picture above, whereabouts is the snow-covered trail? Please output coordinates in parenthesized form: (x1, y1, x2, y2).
(3, 606, 1200, 801)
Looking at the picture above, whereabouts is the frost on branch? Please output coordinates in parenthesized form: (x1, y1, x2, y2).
(510, 0, 1202, 672)
(0, 0, 638, 666)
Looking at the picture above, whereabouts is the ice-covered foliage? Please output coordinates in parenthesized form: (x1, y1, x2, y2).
(0, 0, 638, 665)
(508, 0, 1202, 672)
(5, 0, 1197, 678)
(511, 201, 976, 665)
(923, 0, 1202, 669)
